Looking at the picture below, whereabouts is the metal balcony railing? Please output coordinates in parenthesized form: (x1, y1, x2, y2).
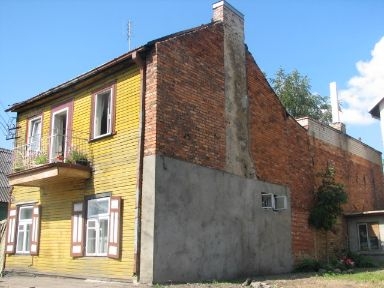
(12, 130, 90, 173)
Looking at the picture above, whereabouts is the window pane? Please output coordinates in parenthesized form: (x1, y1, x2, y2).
(368, 223, 380, 250)
(29, 118, 41, 151)
(99, 219, 109, 254)
(88, 198, 109, 217)
(95, 91, 111, 137)
(87, 228, 96, 254)
(358, 224, 369, 251)
(17, 230, 24, 252)
(25, 224, 31, 252)
(19, 207, 33, 220)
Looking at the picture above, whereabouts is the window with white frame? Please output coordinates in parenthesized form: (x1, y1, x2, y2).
(86, 197, 110, 256)
(28, 116, 42, 152)
(5, 204, 41, 256)
(71, 195, 121, 259)
(261, 193, 287, 210)
(358, 222, 380, 251)
(93, 87, 114, 139)
(16, 206, 33, 253)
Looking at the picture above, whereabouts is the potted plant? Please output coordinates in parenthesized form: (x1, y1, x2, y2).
(68, 149, 88, 166)
(34, 153, 48, 165)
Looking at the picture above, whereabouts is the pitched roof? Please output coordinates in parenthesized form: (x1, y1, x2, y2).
(0, 148, 11, 202)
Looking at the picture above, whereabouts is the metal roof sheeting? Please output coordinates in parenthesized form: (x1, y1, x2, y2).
(0, 148, 11, 203)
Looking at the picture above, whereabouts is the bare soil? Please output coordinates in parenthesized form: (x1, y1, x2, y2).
(159, 270, 384, 288)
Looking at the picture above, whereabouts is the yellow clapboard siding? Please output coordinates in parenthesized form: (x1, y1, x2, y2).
(7, 65, 141, 280)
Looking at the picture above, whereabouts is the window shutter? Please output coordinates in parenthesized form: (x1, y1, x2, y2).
(108, 196, 121, 259)
(5, 208, 17, 254)
(30, 205, 41, 256)
(71, 202, 84, 257)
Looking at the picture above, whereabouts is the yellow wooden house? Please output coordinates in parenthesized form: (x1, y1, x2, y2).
(5, 57, 142, 280)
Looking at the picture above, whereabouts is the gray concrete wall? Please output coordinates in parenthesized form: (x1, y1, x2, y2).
(140, 155, 292, 284)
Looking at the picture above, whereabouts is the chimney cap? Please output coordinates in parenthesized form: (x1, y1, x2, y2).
(212, 1, 244, 20)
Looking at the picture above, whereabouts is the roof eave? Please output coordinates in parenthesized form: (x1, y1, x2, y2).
(6, 46, 147, 113)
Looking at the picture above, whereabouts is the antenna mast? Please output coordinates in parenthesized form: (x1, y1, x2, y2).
(127, 20, 132, 51)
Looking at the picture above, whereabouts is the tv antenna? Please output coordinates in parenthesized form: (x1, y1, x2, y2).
(127, 20, 132, 51)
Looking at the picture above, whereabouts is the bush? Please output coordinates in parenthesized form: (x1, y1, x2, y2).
(346, 252, 377, 268)
(294, 258, 321, 272)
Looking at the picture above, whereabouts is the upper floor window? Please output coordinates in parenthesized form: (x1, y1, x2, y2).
(92, 85, 115, 139)
(28, 116, 42, 152)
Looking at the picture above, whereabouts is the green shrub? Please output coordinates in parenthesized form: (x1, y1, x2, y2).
(346, 252, 377, 268)
(294, 258, 321, 272)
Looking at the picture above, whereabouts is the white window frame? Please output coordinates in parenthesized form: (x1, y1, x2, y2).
(261, 193, 274, 209)
(27, 116, 42, 153)
(93, 87, 113, 139)
(85, 197, 110, 256)
(261, 193, 287, 210)
(274, 195, 287, 210)
(50, 107, 69, 162)
(16, 206, 33, 254)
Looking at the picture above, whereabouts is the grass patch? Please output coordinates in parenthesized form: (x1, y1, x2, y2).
(323, 269, 384, 283)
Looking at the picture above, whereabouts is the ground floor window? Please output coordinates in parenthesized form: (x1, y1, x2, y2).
(71, 195, 121, 259)
(86, 197, 110, 256)
(358, 222, 380, 251)
(6, 204, 41, 255)
(16, 206, 33, 253)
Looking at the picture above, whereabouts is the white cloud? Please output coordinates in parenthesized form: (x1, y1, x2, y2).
(338, 36, 384, 125)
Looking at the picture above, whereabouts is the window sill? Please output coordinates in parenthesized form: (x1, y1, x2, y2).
(357, 250, 384, 255)
(89, 131, 117, 143)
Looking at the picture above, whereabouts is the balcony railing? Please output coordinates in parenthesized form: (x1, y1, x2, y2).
(12, 131, 91, 173)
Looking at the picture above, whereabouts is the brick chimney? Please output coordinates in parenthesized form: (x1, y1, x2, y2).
(212, 1, 256, 178)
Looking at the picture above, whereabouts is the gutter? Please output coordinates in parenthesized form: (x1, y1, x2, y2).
(132, 50, 146, 280)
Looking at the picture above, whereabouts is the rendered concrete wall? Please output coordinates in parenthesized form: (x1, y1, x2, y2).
(140, 155, 292, 284)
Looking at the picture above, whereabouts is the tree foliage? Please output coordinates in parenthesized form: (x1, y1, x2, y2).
(309, 165, 347, 231)
(270, 68, 332, 124)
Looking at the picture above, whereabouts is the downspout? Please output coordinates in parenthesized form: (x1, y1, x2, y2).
(132, 50, 146, 280)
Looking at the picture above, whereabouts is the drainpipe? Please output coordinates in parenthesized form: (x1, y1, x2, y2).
(132, 50, 146, 280)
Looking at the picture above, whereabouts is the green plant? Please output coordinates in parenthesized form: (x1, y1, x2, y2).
(34, 153, 48, 165)
(345, 251, 378, 268)
(309, 164, 347, 263)
(294, 258, 321, 272)
(68, 149, 88, 165)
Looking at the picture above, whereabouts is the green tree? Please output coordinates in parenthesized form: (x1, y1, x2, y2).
(270, 68, 332, 123)
(309, 164, 347, 262)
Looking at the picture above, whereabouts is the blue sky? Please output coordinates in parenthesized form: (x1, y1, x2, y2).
(0, 0, 383, 153)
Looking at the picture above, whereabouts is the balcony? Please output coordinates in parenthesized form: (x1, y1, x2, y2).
(8, 131, 92, 187)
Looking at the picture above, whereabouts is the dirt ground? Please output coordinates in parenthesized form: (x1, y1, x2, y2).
(1, 271, 384, 288)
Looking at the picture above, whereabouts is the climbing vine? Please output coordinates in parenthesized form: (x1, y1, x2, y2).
(309, 164, 347, 261)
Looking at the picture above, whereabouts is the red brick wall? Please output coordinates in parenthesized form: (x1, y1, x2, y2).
(246, 49, 384, 260)
(246, 52, 316, 259)
(143, 21, 384, 262)
(145, 23, 226, 170)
